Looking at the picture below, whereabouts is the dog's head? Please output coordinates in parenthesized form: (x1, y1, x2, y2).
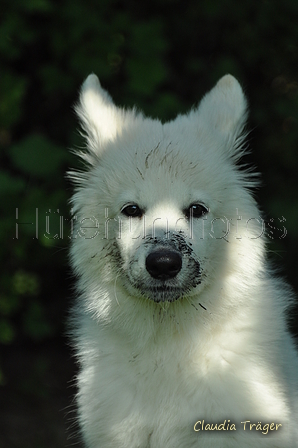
(69, 75, 262, 308)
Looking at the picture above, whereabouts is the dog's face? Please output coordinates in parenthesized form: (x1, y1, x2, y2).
(76, 141, 238, 304)
(70, 74, 259, 306)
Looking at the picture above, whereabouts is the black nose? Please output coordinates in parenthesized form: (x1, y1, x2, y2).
(146, 249, 182, 280)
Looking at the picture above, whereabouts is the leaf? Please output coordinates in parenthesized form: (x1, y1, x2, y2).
(22, 301, 53, 340)
(0, 72, 27, 127)
(10, 134, 68, 179)
(0, 319, 15, 344)
(0, 171, 25, 195)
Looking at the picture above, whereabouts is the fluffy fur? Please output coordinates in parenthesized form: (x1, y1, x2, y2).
(69, 74, 298, 447)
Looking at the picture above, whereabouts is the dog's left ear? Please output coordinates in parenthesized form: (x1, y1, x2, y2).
(76, 74, 128, 156)
(197, 75, 247, 140)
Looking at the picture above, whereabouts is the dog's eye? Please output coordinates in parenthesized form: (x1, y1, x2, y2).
(121, 204, 143, 218)
(185, 204, 208, 219)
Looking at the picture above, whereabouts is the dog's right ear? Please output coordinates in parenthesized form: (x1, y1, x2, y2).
(75, 74, 125, 157)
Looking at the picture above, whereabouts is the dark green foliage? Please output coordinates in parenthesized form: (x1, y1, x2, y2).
(1, 0, 298, 351)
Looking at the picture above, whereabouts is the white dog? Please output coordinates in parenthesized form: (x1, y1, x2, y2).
(69, 74, 298, 447)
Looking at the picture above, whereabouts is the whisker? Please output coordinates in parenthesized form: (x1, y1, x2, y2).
(113, 268, 123, 306)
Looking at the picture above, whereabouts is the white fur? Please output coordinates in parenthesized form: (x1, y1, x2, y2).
(69, 74, 298, 447)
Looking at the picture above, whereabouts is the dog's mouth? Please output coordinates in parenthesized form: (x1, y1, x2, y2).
(136, 278, 202, 303)
(140, 284, 190, 303)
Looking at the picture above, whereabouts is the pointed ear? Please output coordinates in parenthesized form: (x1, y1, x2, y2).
(198, 75, 247, 138)
(75, 74, 124, 156)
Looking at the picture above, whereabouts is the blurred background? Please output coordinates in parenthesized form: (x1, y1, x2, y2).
(1, 0, 298, 447)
